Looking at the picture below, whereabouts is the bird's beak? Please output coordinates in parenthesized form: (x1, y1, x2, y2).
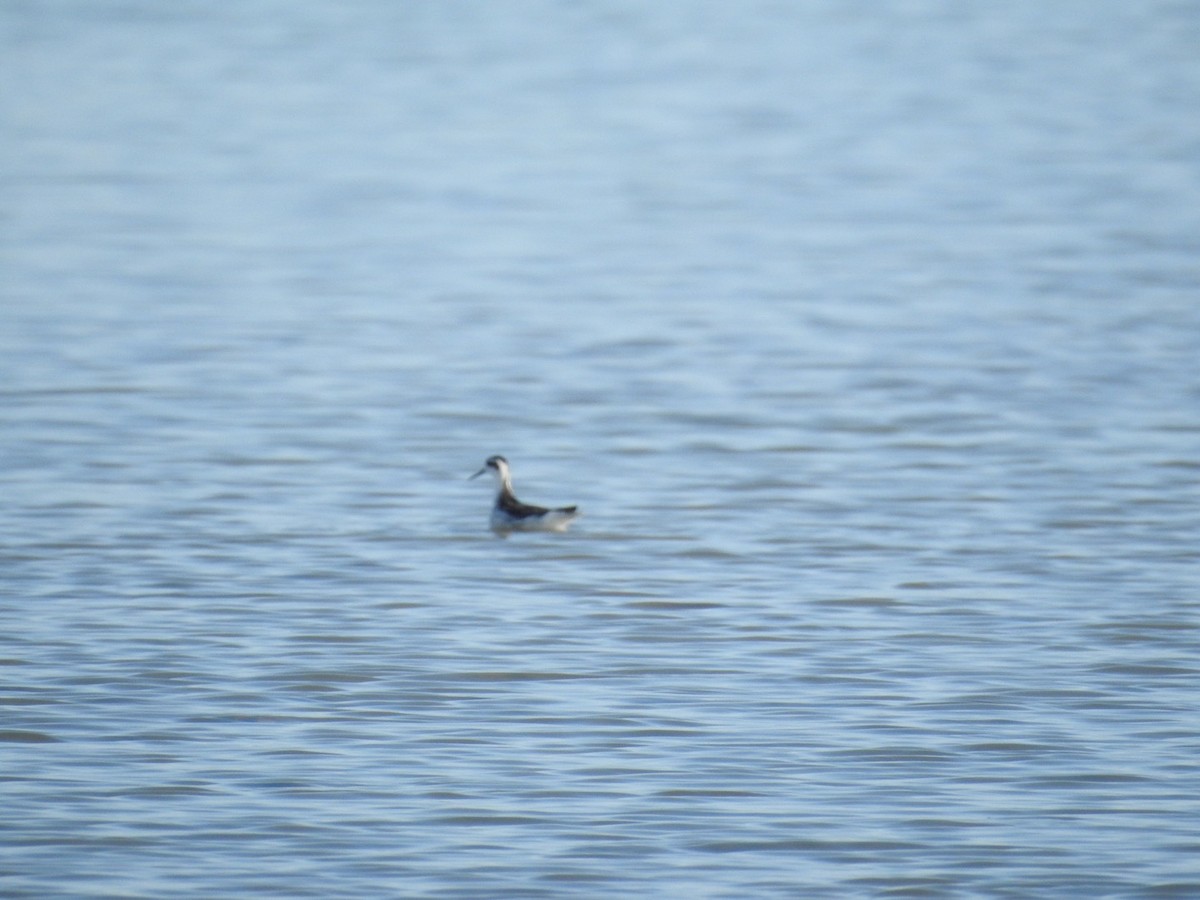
(469, 467, 487, 480)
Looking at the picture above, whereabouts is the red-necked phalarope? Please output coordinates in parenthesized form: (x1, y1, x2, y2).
(469, 455, 579, 536)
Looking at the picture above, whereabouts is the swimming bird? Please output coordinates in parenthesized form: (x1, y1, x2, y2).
(469, 455, 579, 535)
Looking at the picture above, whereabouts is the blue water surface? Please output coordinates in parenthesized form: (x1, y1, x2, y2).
(3, 2, 1199, 897)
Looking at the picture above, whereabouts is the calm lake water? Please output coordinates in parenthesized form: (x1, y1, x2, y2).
(4, 2, 1200, 897)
